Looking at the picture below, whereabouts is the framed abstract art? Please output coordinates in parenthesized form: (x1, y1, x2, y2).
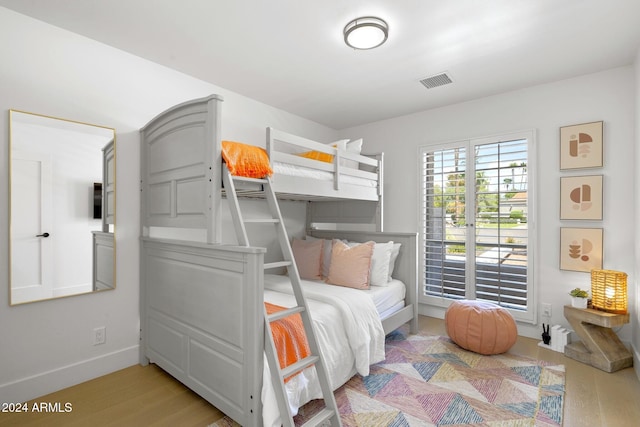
(560, 227, 603, 272)
(559, 121, 603, 170)
(560, 175, 603, 220)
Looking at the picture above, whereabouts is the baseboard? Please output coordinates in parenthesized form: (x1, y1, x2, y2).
(0, 345, 139, 403)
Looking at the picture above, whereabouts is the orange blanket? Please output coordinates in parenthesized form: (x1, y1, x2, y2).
(265, 302, 311, 382)
(222, 140, 273, 178)
(298, 150, 334, 163)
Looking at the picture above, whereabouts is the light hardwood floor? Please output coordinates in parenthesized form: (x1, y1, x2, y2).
(2, 316, 639, 427)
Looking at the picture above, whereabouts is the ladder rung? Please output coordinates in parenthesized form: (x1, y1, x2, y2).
(230, 175, 268, 184)
(281, 355, 319, 379)
(267, 306, 305, 322)
(244, 218, 279, 224)
(301, 408, 337, 427)
(264, 261, 292, 270)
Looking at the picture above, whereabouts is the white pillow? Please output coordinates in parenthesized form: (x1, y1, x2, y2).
(330, 139, 349, 150)
(340, 138, 363, 169)
(347, 240, 394, 287)
(388, 243, 402, 281)
(346, 138, 363, 153)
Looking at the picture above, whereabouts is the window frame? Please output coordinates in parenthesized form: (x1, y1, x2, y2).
(418, 129, 537, 324)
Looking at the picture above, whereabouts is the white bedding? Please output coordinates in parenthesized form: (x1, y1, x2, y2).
(261, 274, 396, 427)
(362, 279, 406, 316)
(272, 161, 377, 188)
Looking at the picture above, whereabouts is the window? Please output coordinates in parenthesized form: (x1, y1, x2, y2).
(420, 130, 535, 322)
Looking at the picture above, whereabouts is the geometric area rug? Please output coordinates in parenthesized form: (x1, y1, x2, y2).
(298, 326, 565, 426)
(212, 326, 565, 426)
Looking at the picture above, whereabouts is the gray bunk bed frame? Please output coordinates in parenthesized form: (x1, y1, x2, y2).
(139, 94, 418, 426)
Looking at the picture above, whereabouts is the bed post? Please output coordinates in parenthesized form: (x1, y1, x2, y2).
(266, 126, 273, 159)
(206, 95, 223, 244)
(376, 152, 384, 232)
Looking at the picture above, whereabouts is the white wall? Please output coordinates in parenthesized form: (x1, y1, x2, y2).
(0, 7, 335, 403)
(341, 66, 637, 342)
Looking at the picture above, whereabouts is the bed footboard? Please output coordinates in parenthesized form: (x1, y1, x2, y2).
(140, 238, 265, 426)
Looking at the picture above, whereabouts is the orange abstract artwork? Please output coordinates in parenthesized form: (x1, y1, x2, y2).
(560, 228, 603, 272)
(560, 121, 603, 170)
(560, 175, 602, 220)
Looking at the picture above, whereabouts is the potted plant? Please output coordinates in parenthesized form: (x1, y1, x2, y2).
(569, 288, 589, 309)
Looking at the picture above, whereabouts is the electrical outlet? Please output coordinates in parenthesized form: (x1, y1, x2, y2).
(542, 303, 552, 318)
(93, 326, 106, 345)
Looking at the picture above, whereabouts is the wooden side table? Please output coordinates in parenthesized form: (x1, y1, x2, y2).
(563, 305, 633, 372)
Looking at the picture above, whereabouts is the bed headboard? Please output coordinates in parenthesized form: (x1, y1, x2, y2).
(308, 230, 418, 309)
(140, 95, 223, 243)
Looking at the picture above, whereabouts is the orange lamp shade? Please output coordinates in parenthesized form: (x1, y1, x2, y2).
(591, 269, 628, 314)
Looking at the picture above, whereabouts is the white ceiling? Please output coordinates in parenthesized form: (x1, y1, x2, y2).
(2, 0, 640, 129)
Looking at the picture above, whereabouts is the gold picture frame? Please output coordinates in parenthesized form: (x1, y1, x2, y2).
(560, 121, 603, 170)
(560, 227, 603, 272)
(560, 175, 603, 220)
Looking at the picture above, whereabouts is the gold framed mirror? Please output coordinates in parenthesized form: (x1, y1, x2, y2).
(9, 110, 116, 305)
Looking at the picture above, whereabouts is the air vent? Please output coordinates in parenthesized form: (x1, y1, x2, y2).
(419, 72, 453, 89)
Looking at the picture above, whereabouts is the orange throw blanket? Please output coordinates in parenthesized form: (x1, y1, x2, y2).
(222, 140, 273, 178)
(265, 302, 311, 382)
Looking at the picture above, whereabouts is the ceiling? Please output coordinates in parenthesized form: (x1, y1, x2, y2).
(2, 0, 640, 129)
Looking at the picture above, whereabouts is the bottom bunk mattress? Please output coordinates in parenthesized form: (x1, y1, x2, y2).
(261, 274, 406, 426)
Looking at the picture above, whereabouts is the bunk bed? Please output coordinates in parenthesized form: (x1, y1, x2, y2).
(139, 94, 418, 426)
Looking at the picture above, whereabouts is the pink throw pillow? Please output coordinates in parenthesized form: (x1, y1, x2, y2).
(291, 238, 323, 280)
(326, 240, 375, 289)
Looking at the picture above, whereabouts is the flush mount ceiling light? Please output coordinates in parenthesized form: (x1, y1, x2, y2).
(344, 16, 388, 50)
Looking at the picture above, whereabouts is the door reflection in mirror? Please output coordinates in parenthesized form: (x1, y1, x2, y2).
(9, 110, 116, 305)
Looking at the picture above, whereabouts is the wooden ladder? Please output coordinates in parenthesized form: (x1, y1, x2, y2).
(222, 165, 342, 427)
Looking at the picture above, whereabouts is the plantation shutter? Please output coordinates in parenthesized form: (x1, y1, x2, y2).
(420, 131, 534, 320)
(421, 144, 468, 299)
(473, 137, 529, 310)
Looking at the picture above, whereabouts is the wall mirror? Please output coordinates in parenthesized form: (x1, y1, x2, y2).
(9, 110, 116, 305)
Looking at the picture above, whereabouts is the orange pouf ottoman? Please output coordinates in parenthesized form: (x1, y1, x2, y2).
(445, 300, 517, 355)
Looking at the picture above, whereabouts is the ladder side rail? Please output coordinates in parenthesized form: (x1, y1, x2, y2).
(222, 165, 250, 246)
(225, 170, 342, 426)
(263, 178, 342, 426)
(224, 167, 299, 425)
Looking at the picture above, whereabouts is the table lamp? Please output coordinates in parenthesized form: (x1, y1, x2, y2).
(591, 269, 628, 314)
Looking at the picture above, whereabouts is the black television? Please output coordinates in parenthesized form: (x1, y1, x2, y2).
(93, 182, 102, 219)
